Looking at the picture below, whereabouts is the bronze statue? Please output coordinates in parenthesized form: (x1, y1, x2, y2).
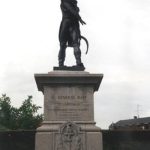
(58, 0, 88, 68)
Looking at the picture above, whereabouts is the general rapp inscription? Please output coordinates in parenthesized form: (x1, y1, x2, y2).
(44, 86, 94, 121)
(48, 95, 89, 120)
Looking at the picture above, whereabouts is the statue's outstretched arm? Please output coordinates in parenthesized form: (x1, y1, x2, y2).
(63, 2, 81, 20)
(63, 2, 86, 25)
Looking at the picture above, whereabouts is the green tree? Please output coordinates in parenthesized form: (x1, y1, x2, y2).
(0, 94, 43, 130)
(0, 94, 11, 129)
(18, 96, 43, 129)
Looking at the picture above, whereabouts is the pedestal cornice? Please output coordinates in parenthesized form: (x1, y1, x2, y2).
(34, 71, 103, 93)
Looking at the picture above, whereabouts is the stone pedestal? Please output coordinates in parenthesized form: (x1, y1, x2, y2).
(34, 71, 103, 150)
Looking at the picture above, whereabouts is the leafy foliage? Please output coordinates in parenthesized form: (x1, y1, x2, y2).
(0, 94, 43, 130)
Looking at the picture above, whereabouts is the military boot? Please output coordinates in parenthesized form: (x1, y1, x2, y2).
(58, 44, 66, 66)
(74, 46, 84, 67)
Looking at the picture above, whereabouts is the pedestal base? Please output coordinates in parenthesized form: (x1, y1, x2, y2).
(35, 121, 103, 150)
(34, 71, 103, 150)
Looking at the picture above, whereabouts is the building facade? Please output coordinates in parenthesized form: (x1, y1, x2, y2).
(109, 116, 150, 130)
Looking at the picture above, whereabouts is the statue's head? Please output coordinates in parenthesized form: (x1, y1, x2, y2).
(61, 0, 78, 5)
(61, 0, 77, 2)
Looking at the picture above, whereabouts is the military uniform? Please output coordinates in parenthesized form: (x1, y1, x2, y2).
(58, 0, 84, 67)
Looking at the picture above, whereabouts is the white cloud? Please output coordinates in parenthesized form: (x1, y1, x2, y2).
(0, 0, 150, 128)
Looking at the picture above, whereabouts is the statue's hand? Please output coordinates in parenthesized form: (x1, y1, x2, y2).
(79, 18, 86, 25)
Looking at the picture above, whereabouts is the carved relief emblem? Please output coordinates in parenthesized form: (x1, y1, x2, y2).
(57, 122, 83, 150)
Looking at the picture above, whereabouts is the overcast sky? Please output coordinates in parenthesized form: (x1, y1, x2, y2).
(0, 0, 150, 129)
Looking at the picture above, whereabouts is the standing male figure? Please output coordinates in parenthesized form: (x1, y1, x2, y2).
(58, 0, 86, 67)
